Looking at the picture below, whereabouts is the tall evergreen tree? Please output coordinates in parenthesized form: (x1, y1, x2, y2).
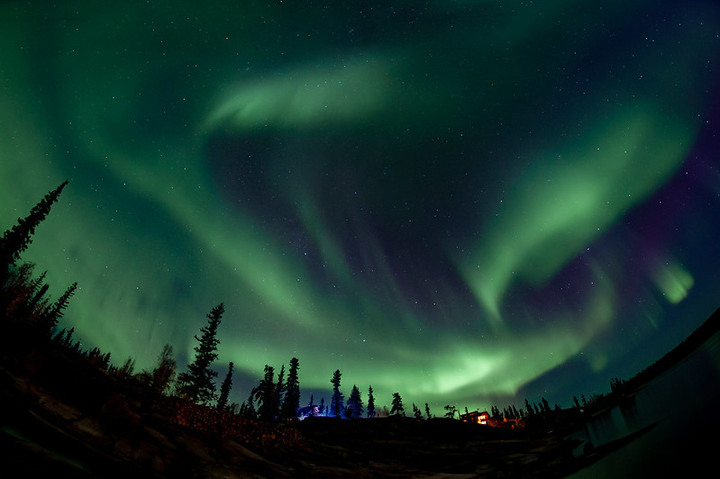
(150, 344, 177, 393)
(27, 270, 47, 296)
(346, 385, 363, 419)
(367, 385, 376, 418)
(274, 364, 286, 418)
(1, 180, 68, 280)
(38, 281, 77, 334)
(23, 271, 49, 319)
(524, 398, 535, 417)
(390, 392, 405, 416)
(241, 389, 257, 419)
(254, 365, 277, 421)
(281, 357, 300, 419)
(176, 303, 224, 403)
(217, 362, 234, 412)
(4, 263, 46, 322)
(425, 403, 432, 419)
(330, 369, 344, 417)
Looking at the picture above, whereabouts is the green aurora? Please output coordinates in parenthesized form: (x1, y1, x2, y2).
(1, 0, 720, 412)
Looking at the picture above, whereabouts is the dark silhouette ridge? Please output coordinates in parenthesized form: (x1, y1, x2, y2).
(619, 306, 720, 392)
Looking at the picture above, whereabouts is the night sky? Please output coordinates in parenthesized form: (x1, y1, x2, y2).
(2, 1, 719, 413)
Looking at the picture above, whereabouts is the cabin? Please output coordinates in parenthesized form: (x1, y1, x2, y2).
(460, 410, 490, 425)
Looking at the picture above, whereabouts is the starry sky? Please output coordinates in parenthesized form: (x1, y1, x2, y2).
(1, 0, 719, 413)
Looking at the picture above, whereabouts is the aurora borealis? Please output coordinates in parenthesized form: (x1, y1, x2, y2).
(1, 0, 719, 413)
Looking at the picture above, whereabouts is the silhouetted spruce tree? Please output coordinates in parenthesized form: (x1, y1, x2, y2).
(413, 403, 423, 419)
(281, 357, 300, 419)
(152, 344, 177, 393)
(425, 403, 432, 419)
(119, 357, 136, 377)
(274, 364, 285, 417)
(217, 362, 234, 412)
(390, 392, 405, 416)
(27, 270, 47, 297)
(367, 385, 376, 418)
(444, 404, 457, 419)
(2, 260, 76, 336)
(55, 326, 75, 347)
(87, 347, 111, 370)
(37, 281, 77, 334)
(330, 369, 344, 417)
(4, 263, 47, 322)
(240, 389, 257, 419)
(541, 397, 550, 414)
(176, 303, 224, 403)
(346, 385, 363, 419)
(524, 398, 535, 417)
(137, 344, 176, 393)
(1, 181, 68, 286)
(254, 365, 277, 421)
(21, 270, 49, 320)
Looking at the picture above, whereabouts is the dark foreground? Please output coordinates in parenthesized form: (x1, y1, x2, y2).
(13, 307, 720, 478)
(1, 361, 645, 479)
(10, 306, 720, 478)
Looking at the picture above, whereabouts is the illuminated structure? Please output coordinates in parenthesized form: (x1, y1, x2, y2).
(460, 410, 490, 425)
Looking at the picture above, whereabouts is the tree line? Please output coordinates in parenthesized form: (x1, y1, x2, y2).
(0, 181, 584, 428)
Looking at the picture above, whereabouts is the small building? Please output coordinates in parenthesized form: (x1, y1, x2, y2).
(296, 405, 322, 420)
(460, 410, 490, 425)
